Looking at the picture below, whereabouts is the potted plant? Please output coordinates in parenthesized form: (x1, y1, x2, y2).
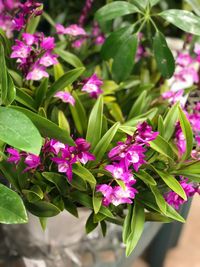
(0, 0, 199, 261)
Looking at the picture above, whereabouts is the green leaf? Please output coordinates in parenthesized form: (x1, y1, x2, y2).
(165, 204, 185, 223)
(42, 172, 69, 196)
(153, 31, 175, 78)
(126, 201, 145, 256)
(155, 169, 187, 200)
(145, 212, 173, 222)
(4, 73, 16, 106)
(0, 43, 7, 105)
(123, 204, 133, 243)
(11, 106, 74, 146)
(90, 122, 120, 166)
(23, 185, 44, 203)
(69, 92, 87, 135)
(73, 164, 96, 188)
(112, 34, 138, 82)
(185, 0, 200, 16)
(163, 102, 179, 140)
(125, 108, 158, 126)
(150, 185, 167, 214)
(95, 1, 139, 22)
(86, 96, 103, 149)
(46, 67, 85, 99)
(0, 184, 28, 224)
(58, 110, 70, 133)
(35, 78, 48, 108)
(63, 198, 78, 218)
(93, 193, 102, 214)
(26, 5, 42, 34)
(100, 221, 107, 236)
(0, 107, 42, 155)
(85, 213, 98, 234)
(173, 161, 200, 182)
(178, 107, 193, 160)
(54, 48, 84, 68)
(160, 9, 200, 36)
(150, 135, 175, 160)
(135, 170, 157, 186)
(158, 115, 165, 137)
(101, 26, 134, 60)
(128, 90, 147, 119)
(16, 88, 37, 111)
(25, 200, 61, 217)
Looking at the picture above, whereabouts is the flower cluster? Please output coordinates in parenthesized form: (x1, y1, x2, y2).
(165, 178, 198, 210)
(162, 44, 200, 106)
(7, 138, 95, 181)
(11, 32, 58, 80)
(0, 0, 42, 38)
(97, 123, 159, 206)
(81, 73, 103, 98)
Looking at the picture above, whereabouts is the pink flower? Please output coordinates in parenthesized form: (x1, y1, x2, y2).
(72, 38, 86, 49)
(49, 139, 65, 155)
(39, 52, 58, 67)
(136, 122, 159, 145)
(11, 40, 31, 59)
(176, 53, 193, 67)
(26, 64, 49, 81)
(41, 37, 55, 50)
(51, 157, 73, 181)
(105, 163, 135, 184)
(165, 179, 196, 210)
(7, 148, 21, 164)
(24, 154, 41, 172)
(75, 138, 95, 164)
(22, 32, 36, 45)
(82, 74, 103, 98)
(175, 124, 186, 157)
(56, 24, 87, 36)
(54, 91, 75, 106)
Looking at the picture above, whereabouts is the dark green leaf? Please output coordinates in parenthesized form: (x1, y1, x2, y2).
(123, 204, 133, 243)
(23, 185, 44, 203)
(25, 200, 61, 217)
(54, 48, 84, 68)
(0, 107, 42, 155)
(145, 212, 173, 222)
(112, 34, 138, 82)
(135, 170, 157, 186)
(101, 26, 134, 60)
(73, 164, 96, 188)
(35, 78, 48, 108)
(0, 43, 7, 105)
(0, 184, 28, 224)
(100, 221, 107, 236)
(63, 198, 78, 218)
(5, 73, 16, 106)
(16, 88, 37, 111)
(160, 9, 200, 36)
(85, 212, 98, 234)
(153, 31, 175, 78)
(42, 172, 69, 196)
(150, 185, 167, 214)
(95, 1, 139, 22)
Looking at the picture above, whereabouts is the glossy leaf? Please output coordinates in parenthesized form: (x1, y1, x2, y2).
(0, 184, 28, 224)
(112, 34, 138, 82)
(11, 106, 74, 146)
(178, 107, 193, 160)
(23, 185, 44, 203)
(150, 185, 167, 214)
(25, 200, 61, 217)
(63, 198, 78, 218)
(46, 67, 85, 99)
(86, 96, 103, 149)
(86, 213, 98, 234)
(135, 170, 157, 186)
(163, 102, 179, 140)
(16, 88, 37, 111)
(95, 1, 139, 22)
(145, 212, 173, 222)
(153, 31, 175, 78)
(160, 9, 200, 36)
(122, 204, 133, 243)
(73, 164, 96, 187)
(93, 194, 102, 214)
(0, 107, 42, 155)
(42, 172, 69, 196)
(101, 26, 134, 60)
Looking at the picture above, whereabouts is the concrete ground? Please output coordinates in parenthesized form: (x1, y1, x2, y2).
(133, 195, 200, 267)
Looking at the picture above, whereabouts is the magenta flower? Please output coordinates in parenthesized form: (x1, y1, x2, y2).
(26, 64, 49, 81)
(54, 91, 75, 106)
(136, 122, 159, 145)
(39, 52, 58, 67)
(56, 24, 87, 36)
(105, 163, 135, 184)
(51, 157, 73, 181)
(49, 140, 65, 155)
(176, 53, 193, 67)
(96, 184, 138, 207)
(175, 125, 186, 157)
(165, 179, 196, 210)
(11, 40, 31, 59)
(75, 138, 95, 164)
(41, 37, 55, 50)
(22, 32, 36, 45)
(82, 74, 103, 98)
(7, 148, 21, 164)
(24, 154, 41, 172)
(124, 145, 146, 171)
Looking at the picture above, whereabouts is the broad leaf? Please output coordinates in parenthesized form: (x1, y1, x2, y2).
(0, 107, 42, 155)
(11, 106, 74, 146)
(112, 34, 138, 82)
(25, 200, 61, 217)
(42, 172, 69, 196)
(95, 1, 139, 22)
(0, 184, 28, 224)
(160, 9, 200, 36)
(185, 0, 200, 16)
(85, 213, 98, 234)
(153, 31, 175, 78)
(73, 164, 96, 188)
